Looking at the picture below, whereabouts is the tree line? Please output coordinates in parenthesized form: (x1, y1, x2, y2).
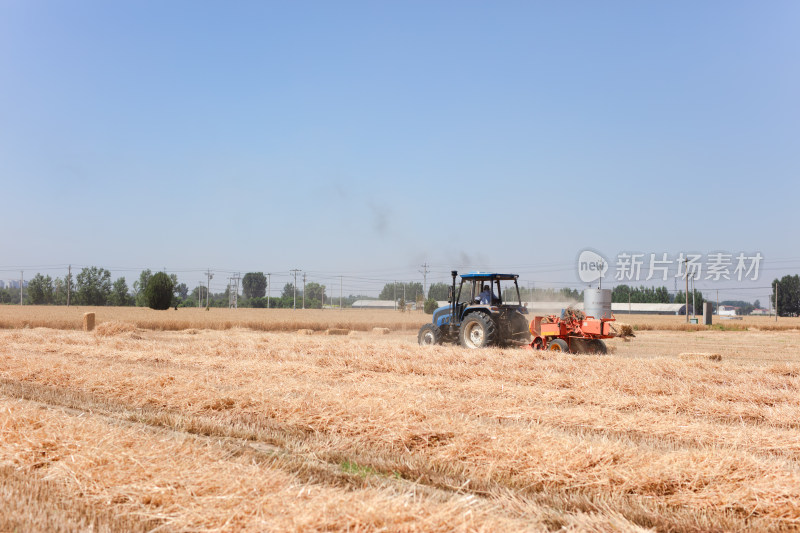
(11, 268, 795, 315)
(613, 284, 706, 313)
(2, 268, 366, 309)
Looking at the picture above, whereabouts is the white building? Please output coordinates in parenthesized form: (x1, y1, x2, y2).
(718, 305, 737, 316)
(351, 300, 400, 310)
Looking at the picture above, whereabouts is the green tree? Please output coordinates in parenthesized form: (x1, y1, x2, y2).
(305, 282, 326, 308)
(109, 277, 131, 306)
(0, 288, 13, 304)
(193, 285, 208, 306)
(47, 273, 74, 305)
(427, 283, 450, 301)
(424, 298, 439, 314)
(133, 269, 153, 307)
(674, 289, 704, 314)
(53, 277, 67, 305)
(282, 283, 297, 300)
(27, 274, 54, 304)
(75, 267, 112, 306)
(242, 273, 267, 299)
(249, 297, 267, 308)
(174, 282, 189, 300)
(772, 275, 800, 317)
(379, 282, 423, 302)
(145, 272, 175, 310)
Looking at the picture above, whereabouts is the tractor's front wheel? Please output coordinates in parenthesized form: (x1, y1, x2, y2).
(459, 313, 496, 349)
(418, 324, 442, 346)
(547, 338, 570, 352)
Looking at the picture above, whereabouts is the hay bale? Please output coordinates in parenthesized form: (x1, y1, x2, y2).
(564, 306, 585, 321)
(372, 327, 391, 335)
(83, 312, 95, 332)
(297, 329, 314, 335)
(611, 322, 635, 338)
(325, 328, 350, 336)
(679, 352, 722, 362)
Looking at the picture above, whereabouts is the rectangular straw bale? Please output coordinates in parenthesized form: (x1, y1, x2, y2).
(83, 312, 95, 332)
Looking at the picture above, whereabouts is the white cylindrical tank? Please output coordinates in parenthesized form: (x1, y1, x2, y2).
(584, 288, 612, 319)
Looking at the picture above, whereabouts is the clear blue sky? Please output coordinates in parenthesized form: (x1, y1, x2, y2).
(1, 1, 798, 299)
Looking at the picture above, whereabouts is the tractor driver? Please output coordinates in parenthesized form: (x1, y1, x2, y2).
(478, 284, 495, 305)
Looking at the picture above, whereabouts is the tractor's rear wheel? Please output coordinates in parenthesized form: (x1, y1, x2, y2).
(418, 324, 442, 346)
(547, 338, 569, 352)
(459, 313, 496, 349)
(587, 339, 608, 354)
(509, 311, 532, 344)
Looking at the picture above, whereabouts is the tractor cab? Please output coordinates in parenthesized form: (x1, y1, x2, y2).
(420, 271, 531, 348)
(458, 273, 520, 305)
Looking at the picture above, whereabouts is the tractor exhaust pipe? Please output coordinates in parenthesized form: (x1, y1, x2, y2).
(451, 270, 458, 334)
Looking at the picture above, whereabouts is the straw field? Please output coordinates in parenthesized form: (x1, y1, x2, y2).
(1, 308, 800, 531)
(1, 305, 798, 333)
(0, 306, 427, 332)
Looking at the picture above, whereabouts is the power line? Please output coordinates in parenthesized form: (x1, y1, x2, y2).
(419, 262, 429, 299)
(289, 269, 301, 310)
(205, 269, 214, 308)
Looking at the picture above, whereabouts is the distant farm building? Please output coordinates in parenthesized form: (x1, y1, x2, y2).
(524, 302, 685, 315)
(718, 305, 737, 316)
(351, 300, 400, 310)
(360, 299, 687, 315)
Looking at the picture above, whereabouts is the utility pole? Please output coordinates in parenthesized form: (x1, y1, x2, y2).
(302, 272, 306, 309)
(67, 265, 71, 307)
(267, 273, 271, 309)
(684, 258, 689, 323)
(20, 271, 23, 305)
(340, 276, 343, 310)
(228, 273, 241, 309)
(205, 269, 213, 308)
(290, 269, 300, 309)
(419, 263, 429, 299)
(691, 275, 696, 319)
(716, 289, 719, 316)
(394, 281, 397, 310)
(775, 282, 779, 322)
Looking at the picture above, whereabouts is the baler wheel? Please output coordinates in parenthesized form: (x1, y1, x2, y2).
(548, 338, 569, 352)
(587, 339, 608, 354)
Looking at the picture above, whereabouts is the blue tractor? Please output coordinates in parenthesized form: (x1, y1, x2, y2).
(418, 271, 531, 348)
